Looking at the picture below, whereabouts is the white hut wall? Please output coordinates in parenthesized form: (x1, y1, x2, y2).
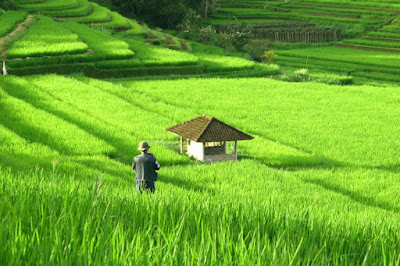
(187, 140, 204, 160)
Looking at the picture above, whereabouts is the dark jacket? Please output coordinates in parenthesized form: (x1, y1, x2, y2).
(132, 153, 160, 182)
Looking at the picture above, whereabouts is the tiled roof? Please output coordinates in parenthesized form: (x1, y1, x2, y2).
(166, 114, 253, 142)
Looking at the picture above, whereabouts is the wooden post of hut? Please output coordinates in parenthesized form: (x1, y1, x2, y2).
(166, 114, 253, 163)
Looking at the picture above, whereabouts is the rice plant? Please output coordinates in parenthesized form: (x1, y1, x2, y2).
(6, 16, 88, 59)
(0, 10, 27, 38)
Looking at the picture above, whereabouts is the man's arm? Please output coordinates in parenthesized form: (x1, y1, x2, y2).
(155, 159, 161, 170)
(132, 159, 136, 170)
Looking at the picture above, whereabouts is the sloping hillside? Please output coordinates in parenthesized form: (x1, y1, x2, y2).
(1, 0, 277, 78)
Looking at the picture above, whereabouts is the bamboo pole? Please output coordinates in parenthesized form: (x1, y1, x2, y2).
(180, 137, 183, 154)
(234, 141, 238, 161)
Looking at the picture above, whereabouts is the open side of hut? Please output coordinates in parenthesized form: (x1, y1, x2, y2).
(166, 114, 253, 163)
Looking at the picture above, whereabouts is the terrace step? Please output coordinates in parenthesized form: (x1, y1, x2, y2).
(337, 43, 400, 53)
(287, 1, 400, 15)
(0, 15, 35, 59)
(362, 36, 400, 43)
(14, 0, 45, 4)
(275, 55, 400, 82)
(16, 0, 80, 12)
(45, 1, 93, 18)
(277, 53, 400, 72)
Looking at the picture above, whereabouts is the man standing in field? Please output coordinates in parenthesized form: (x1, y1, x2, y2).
(132, 141, 161, 193)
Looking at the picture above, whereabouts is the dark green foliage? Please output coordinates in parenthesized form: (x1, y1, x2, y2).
(0, 0, 16, 10)
(90, 0, 187, 28)
(89, 0, 220, 29)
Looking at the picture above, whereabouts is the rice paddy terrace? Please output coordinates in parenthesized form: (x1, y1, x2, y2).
(0, 0, 276, 78)
(1, 0, 400, 265)
(213, 0, 400, 83)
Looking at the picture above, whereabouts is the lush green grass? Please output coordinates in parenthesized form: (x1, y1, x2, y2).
(65, 3, 111, 23)
(277, 46, 400, 68)
(214, 7, 386, 24)
(40, 0, 92, 17)
(198, 53, 255, 72)
(211, 0, 397, 53)
(367, 31, 400, 39)
(382, 25, 400, 32)
(221, 0, 400, 9)
(212, 0, 393, 29)
(16, 0, 79, 11)
(1, 74, 400, 264)
(119, 77, 400, 167)
(6, 21, 135, 71)
(0, 10, 27, 38)
(343, 38, 400, 49)
(14, 0, 45, 3)
(95, 11, 130, 29)
(6, 16, 88, 59)
(64, 22, 134, 59)
(275, 55, 400, 83)
(274, 0, 400, 9)
(4, 18, 261, 77)
(123, 19, 143, 34)
(120, 38, 197, 66)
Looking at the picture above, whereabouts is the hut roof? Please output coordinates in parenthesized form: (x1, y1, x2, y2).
(166, 114, 253, 142)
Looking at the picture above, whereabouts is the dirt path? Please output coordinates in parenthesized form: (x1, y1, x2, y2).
(1, 15, 35, 59)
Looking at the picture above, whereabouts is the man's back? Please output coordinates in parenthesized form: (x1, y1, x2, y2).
(133, 153, 160, 182)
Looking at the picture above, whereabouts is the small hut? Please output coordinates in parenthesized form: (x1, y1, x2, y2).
(166, 114, 253, 163)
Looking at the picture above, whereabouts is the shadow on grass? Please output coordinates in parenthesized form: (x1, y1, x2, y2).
(0, 152, 54, 175)
(0, 78, 192, 168)
(159, 173, 215, 194)
(303, 178, 400, 213)
(239, 154, 345, 171)
(361, 164, 400, 174)
(0, 102, 67, 155)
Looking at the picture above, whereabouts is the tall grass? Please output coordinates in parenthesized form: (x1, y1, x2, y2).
(277, 46, 400, 69)
(0, 11, 27, 38)
(65, 3, 111, 23)
(6, 16, 88, 59)
(1, 52, 400, 264)
(16, 0, 79, 11)
(41, 0, 92, 17)
(64, 22, 134, 60)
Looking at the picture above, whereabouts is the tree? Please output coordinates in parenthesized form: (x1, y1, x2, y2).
(262, 50, 277, 64)
(92, 0, 186, 28)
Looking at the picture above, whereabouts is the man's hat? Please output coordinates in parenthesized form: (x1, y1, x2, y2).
(138, 141, 150, 151)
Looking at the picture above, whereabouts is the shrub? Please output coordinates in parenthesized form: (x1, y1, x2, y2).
(280, 68, 310, 82)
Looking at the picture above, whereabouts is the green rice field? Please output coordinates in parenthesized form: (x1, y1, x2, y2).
(1, 75, 400, 264)
(1, 0, 400, 264)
